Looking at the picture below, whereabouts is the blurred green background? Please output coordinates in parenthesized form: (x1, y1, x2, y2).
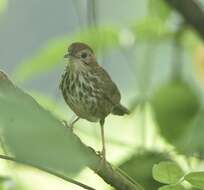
(1, 0, 204, 190)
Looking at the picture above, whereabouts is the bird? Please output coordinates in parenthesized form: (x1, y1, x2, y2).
(59, 42, 129, 161)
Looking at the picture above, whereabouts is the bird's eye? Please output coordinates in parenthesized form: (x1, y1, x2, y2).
(81, 52, 87, 59)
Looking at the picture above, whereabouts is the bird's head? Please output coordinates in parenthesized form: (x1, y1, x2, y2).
(64, 42, 97, 69)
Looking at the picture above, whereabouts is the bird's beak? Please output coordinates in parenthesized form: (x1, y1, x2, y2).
(64, 53, 69, 58)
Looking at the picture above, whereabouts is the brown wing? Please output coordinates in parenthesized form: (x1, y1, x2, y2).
(93, 65, 129, 116)
(92, 65, 121, 106)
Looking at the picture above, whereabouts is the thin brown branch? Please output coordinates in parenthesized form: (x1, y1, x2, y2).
(165, 0, 204, 40)
(0, 70, 144, 190)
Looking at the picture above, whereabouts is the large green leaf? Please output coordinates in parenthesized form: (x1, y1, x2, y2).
(13, 27, 119, 83)
(119, 151, 171, 190)
(0, 73, 94, 175)
(152, 161, 184, 184)
(185, 172, 204, 189)
(28, 90, 67, 119)
(151, 81, 200, 144)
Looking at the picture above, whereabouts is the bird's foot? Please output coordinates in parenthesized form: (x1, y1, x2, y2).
(97, 149, 106, 160)
(62, 120, 74, 131)
(96, 149, 106, 173)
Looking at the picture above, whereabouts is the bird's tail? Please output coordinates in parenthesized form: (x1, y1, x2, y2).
(111, 104, 130, 116)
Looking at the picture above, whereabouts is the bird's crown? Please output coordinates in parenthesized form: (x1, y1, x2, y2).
(68, 42, 93, 56)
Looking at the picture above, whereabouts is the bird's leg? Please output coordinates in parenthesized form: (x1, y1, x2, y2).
(95, 119, 107, 172)
(69, 116, 80, 130)
(99, 119, 106, 161)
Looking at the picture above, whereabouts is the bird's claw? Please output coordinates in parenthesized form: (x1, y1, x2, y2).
(62, 120, 74, 131)
(96, 150, 105, 159)
(95, 150, 106, 173)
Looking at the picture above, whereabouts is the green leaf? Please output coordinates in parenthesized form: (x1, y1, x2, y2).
(0, 76, 94, 175)
(152, 161, 184, 184)
(119, 151, 171, 190)
(28, 90, 67, 118)
(159, 184, 186, 190)
(151, 81, 200, 144)
(13, 26, 119, 83)
(185, 172, 204, 189)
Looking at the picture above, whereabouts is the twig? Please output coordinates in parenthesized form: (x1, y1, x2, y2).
(0, 154, 95, 190)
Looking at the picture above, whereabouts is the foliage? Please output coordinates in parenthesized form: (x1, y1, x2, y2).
(119, 151, 171, 190)
(0, 78, 94, 176)
(185, 172, 204, 189)
(153, 162, 204, 190)
(151, 81, 200, 144)
(152, 161, 184, 184)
